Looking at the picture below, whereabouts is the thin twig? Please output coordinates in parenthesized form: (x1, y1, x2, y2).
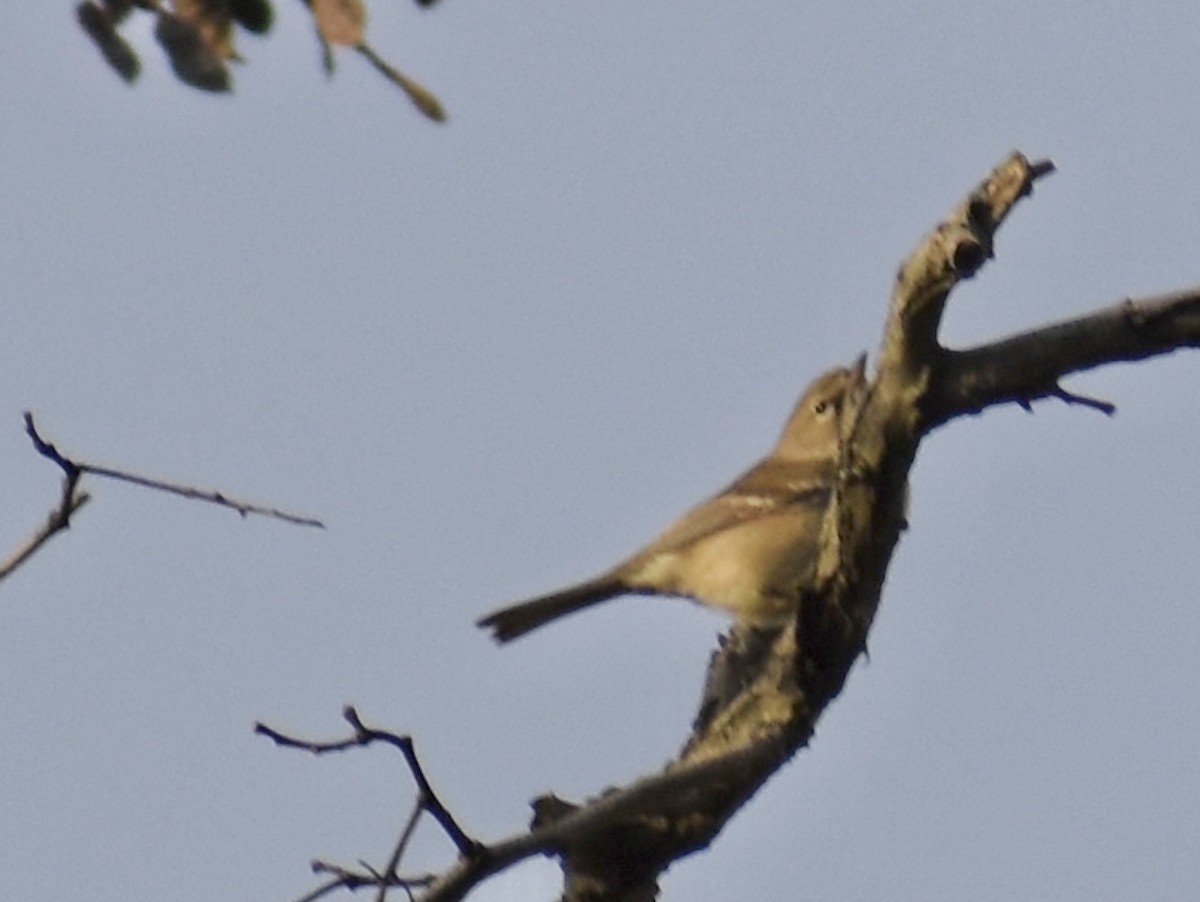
(23, 412, 324, 528)
(255, 706, 482, 900)
(0, 476, 90, 583)
(341, 707, 478, 857)
(24, 412, 79, 477)
(1051, 384, 1117, 416)
(303, 860, 433, 902)
(375, 803, 424, 902)
(77, 460, 325, 527)
(294, 872, 346, 902)
(355, 43, 446, 122)
(0, 412, 93, 583)
(254, 720, 363, 753)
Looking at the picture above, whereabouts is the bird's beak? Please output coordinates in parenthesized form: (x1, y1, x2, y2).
(849, 352, 868, 386)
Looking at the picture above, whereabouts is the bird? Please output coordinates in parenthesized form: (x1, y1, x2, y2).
(477, 361, 863, 643)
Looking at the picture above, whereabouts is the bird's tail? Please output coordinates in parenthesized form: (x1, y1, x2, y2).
(477, 575, 625, 643)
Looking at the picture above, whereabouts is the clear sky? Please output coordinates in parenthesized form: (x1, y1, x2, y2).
(2, 4, 1198, 901)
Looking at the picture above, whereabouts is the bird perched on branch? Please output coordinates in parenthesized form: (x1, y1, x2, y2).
(477, 361, 864, 643)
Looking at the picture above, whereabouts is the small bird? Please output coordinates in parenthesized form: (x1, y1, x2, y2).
(477, 362, 863, 643)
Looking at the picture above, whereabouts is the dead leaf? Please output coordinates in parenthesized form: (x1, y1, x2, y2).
(310, 0, 365, 48)
(155, 10, 231, 91)
(174, 0, 239, 60)
(99, 0, 135, 23)
(77, 1, 141, 82)
(229, 0, 272, 34)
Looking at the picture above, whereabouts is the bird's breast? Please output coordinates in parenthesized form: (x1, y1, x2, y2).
(632, 505, 824, 624)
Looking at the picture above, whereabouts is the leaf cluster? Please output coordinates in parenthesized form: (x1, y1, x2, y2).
(76, 0, 446, 120)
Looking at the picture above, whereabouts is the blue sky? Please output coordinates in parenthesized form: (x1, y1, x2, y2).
(2, 4, 1198, 900)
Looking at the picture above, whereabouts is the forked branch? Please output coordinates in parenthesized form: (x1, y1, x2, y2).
(266, 151, 1198, 901)
(1, 413, 323, 586)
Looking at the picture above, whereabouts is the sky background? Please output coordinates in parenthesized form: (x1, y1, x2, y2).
(2, 4, 1198, 901)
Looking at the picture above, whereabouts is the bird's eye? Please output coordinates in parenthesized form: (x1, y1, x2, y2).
(814, 400, 829, 415)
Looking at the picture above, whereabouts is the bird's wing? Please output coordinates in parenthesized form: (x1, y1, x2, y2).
(627, 457, 834, 565)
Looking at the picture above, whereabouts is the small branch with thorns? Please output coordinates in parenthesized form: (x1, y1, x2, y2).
(0, 412, 322, 584)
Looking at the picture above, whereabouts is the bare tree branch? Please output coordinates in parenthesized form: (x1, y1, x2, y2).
(257, 707, 482, 900)
(263, 152, 1199, 901)
(2, 413, 323, 586)
(1048, 384, 1117, 416)
(23, 412, 324, 528)
(0, 473, 90, 584)
(257, 707, 475, 855)
(923, 288, 1200, 428)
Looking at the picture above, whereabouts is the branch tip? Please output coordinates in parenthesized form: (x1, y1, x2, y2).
(1029, 158, 1056, 179)
(1052, 384, 1117, 416)
(22, 413, 324, 528)
(24, 411, 78, 477)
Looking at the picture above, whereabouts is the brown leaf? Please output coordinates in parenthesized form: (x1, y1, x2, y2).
(174, 0, 239, 60)
(77, 2, 141, 83)
(99, 0, 135, 23)
(310, 0, 366, 48)
(155, 10, 231, 91)
(229, 0, 273, 34)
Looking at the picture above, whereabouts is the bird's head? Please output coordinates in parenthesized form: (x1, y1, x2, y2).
(773, 356, 866, 461)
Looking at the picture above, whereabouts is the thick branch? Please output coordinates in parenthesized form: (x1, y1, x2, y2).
(492, 153, 1057, 900)
(924, 287, 1200, 428)
(271, 152, 1199, 902)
